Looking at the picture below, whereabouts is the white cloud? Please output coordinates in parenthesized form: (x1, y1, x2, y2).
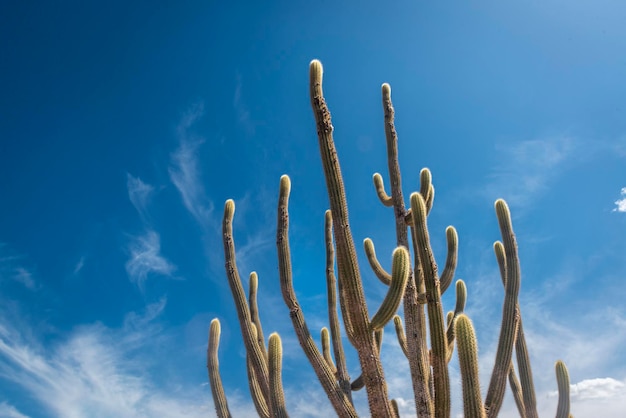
(569, 377, 626, 400)
(168, 104, 214, 228)
(72, 256, 85, 275)
(126, 173, 155, 220)
(12, 268, 36, 290)
(0, 302, 213, 418)
(613, 187, 626, 212)
(125, 230, 176, 288)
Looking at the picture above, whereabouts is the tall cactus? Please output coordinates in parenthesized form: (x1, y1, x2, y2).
(208, 59, 572, 417)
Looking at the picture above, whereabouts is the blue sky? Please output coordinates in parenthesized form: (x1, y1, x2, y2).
(1, 1, 625, 417)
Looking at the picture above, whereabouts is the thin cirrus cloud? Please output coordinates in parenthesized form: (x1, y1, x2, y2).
(126, 173, 155, 221)
(485, 136, 575, 208)
(168, 104, 214, 229)
(0, 301, 212, 418)
(125, 230, 176, 288)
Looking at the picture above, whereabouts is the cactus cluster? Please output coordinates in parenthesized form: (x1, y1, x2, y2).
(207, 60, 572, 417)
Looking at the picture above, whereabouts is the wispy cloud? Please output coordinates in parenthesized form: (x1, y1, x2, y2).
(125, 230, 176, 289)
(0, 244, 37, 290)
(168, 104, 214, 228)
(234, 73, 255, 136)
(12, 268, 36, 290)
(0, 402, 30, 418)
(126, 173, 155, 220)
(0, 301, 212, 418)
(485, 137, 575, 207)
(72, 256, 85, 276)
(613, 187, 626, 212)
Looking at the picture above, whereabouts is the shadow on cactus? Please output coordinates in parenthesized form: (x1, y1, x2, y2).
(207, 60, 572, 418)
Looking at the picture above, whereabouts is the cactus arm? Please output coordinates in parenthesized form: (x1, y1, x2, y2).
(485, 200, 522, 418)
(276, 175, 358, 418)
(555, 361, 571, 418)
(364, 238, 392, 285)
(310, 59, 395, 417)
(324, 210, 353, 401)
(268, 333, 289, 418)
(373, 173, 394, 206)
(439, 227, 458, 295)
(321, 327, 337, 375)
(207, 319, 232, 418)
(455, 314, 486, 418)
(381, 82, 433, 418)
(445, 279, 467, 348)
(410, 191, 450, 418)
(390, 399, 400, 417)
(222, 199, 271, 402)
(494, 240, 538, 418)
(393, 315, 409, 357)
(249, 272, 267, 358)
(370, 247, 410, 330)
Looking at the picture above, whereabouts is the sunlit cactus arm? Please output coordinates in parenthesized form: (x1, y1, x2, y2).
(321, 327, 337, 375)
(207, 319, 232, 418)
(370, 247, 410, 330)
(508, 363, 526, 418)
(446, 279, 467, 363)
(393, 315, 408, 357)
(248, 324, 271, 418)
(455, 314, 486, 418)
(324, 210, 352, 401)
(364, 238, 392, 285)
(277, 175, 357, 418)
(425, 184, 435, 214)
(268, 333, 289, 418)
(485, 200, 522, 418)
(381, 82, 432, 417)
(439, 226, 458, 295)
(373, 173, 393, 206)
(222, 199, 270, 401)
(494, 241, 538, 418)
(555, 360, 571, 418)
(249, 272, 267, 358)
(390, 399, 400, 417)
(410, 191, 450, 418)
(310, 59, 395, 417)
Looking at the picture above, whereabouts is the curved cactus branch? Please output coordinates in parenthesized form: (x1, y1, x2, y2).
(268, 333, 289, 418)
(446, 279, 467, 363)
(207, 319, 232, 418)
(455, 314, 486, 418)
(508, 363, 526, 418)
(393, 315, 408, 357)
(373, 173, 393, 207)
(248, 324, 270, 418)
(364, 238, 392, 285)
(555, 360, 571, 418)
(439, 226, 458, 295)
(321, 327, 337, 375)
(485, 199, 522, 418)
(276, 175, 357, 418)
(370, 246, 410, 330)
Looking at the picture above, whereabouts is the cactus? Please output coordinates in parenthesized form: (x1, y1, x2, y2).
(208, 59, 572, 417)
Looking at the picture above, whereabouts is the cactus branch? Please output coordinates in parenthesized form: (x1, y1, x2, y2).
(373, 173, 393, 207)
(364, 238, 392, 285)
(455, 314, 486, 418)
(207, 319, 232, 418)
(370, 246, 410, 330)
(268, 333, 289, 418)
(555, 360, 571, 418)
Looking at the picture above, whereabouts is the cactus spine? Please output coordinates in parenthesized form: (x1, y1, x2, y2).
(207, 60, 572, 418)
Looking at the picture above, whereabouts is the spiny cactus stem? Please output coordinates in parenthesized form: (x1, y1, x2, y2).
(485, 200, 522, 418)
(455, 315, 486, 418)
(276, 175, 357, 418)
(222, 199, 271, 402)
(555, 360, 571, 418)
(393, 315, 408, 357)
(508, 363, 526, 418)
(207, 319, 232, 418)
(321, 327, 337, 375)
(310, 59, 395, 417)
(373, 173, 393, 207)
(268, 333, 289, 418)
(248, 324, 271, 418)
(410, 191, 450, 418)
(325, 210, 352, 401)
